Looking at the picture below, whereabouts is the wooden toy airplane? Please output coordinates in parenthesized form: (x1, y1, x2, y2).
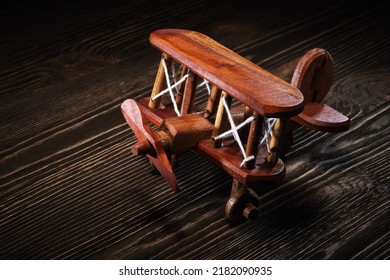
(121, 29, 350, 224)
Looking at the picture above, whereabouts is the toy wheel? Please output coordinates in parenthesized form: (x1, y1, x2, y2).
(225, 186, 260, 225)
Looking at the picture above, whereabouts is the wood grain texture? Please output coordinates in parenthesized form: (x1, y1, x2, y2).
(196, 140, 286, 185)
(163, 114, 213, 154)
(0, 0, 389, 260)
(150, 29, 304, 117)
(293, 102, 350, 132)
(121, 99, 178, 192)
(291, 48, 334, 103)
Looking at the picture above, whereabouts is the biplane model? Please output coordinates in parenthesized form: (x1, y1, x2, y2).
(121, 29, 350, 224)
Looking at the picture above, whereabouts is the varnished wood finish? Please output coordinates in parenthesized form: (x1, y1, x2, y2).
(212, 91, 232, 148)
(196, 141, 286, 185)
(266, 118, 288, 166)
(174, 65, 188, 106)
(121, 99, 178, 192)
(1, 0, 389, 260)
(162, 114, 214, 154)
(244, 112, 262, 169)
(138, 98, 177, 127)
(288, 48, 350, 132)
(204, 85, 222, 118)
(149, 54, 171, 108)
(225, 180, 260, 224)
(291, 48, 334, 103)
(293, 103, 350, 132)
(180, 71, 198, 115)
(150, 29, 304, 117)
(131, 138, 151, 156)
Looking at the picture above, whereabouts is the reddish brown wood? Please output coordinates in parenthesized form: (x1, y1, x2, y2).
(174, 65, 188, 106)
(131, 138, 150, 156)
(291, 48, 334, 103)
(238, 105, 253, 144)
(121, 99, 179, 192)
(292, 102, 350, 132)
(270, 56, 301, 83)
(204, 84, 221, 118)
(225, 180, 260, 224)
(131, 131, 171, 156)
(158, 131, 172, 151)
(196, 140, 285, 185)
(206, 104, 249, 130)
(242, 204, 259, 221)
(150, 29, 304, 117)
(138, 97, 177, 127)
(244, 112, 262, 169)
(130, 33, 349, 221)
(290, 48, 350, 132)
(2, 0, 389, 259)
(149, 54, 171, 109)
(162, 114, 214, 153)
(266, 117, 288, 166)
(212, 91, 232, 148)
(180, 71, 198, 115)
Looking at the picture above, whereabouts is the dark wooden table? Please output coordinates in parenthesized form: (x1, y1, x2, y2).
(0, 0, 389, 260)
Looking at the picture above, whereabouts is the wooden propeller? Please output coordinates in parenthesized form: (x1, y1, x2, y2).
(121, 99, 179, 192)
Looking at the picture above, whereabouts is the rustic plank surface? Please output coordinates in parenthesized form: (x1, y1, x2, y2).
(0, 0, 389, 260)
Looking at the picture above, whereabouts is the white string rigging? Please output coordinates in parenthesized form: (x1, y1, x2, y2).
(151, 57, 277, 166)
(213, 95, 255, 167)
(260, 117, 277, 153)
(197, 79, 211, 95)
(151, 57, 189, 116)
(214, 101, 278, 166)
(152, 58, 212, 116)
